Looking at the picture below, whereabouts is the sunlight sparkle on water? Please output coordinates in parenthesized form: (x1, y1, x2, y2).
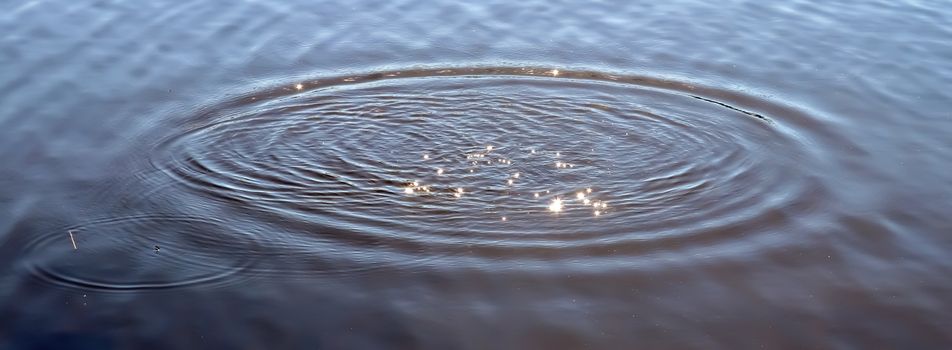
(549, 198, 564, 213)
(396, 142, 608, 219)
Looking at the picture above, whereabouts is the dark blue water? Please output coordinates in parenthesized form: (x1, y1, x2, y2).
(1, 1, 951, 349)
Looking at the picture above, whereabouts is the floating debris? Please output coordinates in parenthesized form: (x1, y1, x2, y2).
(68, 230, 77, 250)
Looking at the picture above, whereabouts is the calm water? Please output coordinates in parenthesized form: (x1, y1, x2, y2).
(2, 0, 951, 349)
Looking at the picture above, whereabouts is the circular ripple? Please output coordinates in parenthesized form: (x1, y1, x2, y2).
(24, 215, 260, 291)
(149, 67, 831, 273)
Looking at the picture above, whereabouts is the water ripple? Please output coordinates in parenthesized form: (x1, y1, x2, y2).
(137, 67, 830, 275)
(23, 215, 260, 292)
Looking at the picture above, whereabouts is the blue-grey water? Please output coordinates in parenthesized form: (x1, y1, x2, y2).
(1, 0, 951, 349)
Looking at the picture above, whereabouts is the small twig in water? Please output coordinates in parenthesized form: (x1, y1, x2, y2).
(68, 230, 78, 250)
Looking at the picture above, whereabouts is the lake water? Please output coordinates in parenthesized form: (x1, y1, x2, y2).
(1, 0, 951, 349)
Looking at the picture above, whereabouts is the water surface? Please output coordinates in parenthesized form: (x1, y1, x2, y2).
(1, 0, 951, 349)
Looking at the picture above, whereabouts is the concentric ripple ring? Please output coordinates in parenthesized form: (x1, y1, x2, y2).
(145, 67, 835, 274)
(23, 215, 261, 292)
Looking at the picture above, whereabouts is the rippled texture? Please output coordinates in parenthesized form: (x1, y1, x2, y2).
(2, 0, 951, 349)
(143, 68, 822, 277)
(27, 216, 259, 291)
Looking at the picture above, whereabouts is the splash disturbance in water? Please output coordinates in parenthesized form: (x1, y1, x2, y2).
(28, 67, 830, 290)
